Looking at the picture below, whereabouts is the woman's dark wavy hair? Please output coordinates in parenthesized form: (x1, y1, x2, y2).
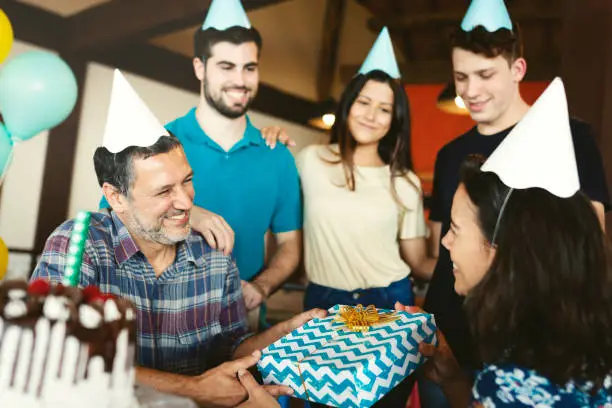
(328, 69, 416, 202)
(459, 156, 612, 389)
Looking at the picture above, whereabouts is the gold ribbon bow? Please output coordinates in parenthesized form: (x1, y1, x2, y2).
(333, 304, 400, 332)
(295, 304, 400, 401)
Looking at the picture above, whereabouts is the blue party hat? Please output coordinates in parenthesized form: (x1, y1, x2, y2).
(357, 27, 401, 79)
(460, 0, 512, 32)
(202, 0, 251, 30)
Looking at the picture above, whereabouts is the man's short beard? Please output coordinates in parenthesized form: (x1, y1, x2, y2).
(203, 76, 253, 119)
(126, 206, 191, 246)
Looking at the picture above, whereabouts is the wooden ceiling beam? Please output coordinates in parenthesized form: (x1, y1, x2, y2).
(90, 44, 320, 127)
(340, 58, 560, 85)
(316, 0, 346, 102)
(66, 0, 292, 54)
(0, 0, 65, 50)
(367, 10, 561, 31)
(353, 0, 396, 19)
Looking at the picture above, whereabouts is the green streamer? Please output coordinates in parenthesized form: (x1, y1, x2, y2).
(62, 211, 91, 287)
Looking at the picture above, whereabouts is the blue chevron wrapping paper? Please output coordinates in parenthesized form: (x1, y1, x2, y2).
(258, 305, 437, 407)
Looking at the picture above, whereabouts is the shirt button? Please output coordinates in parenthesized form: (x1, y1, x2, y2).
(352, 292, 360, 300)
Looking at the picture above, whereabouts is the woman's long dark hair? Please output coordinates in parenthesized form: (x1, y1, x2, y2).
(328, 69, 416, 201)
(460, 156, 612, 389)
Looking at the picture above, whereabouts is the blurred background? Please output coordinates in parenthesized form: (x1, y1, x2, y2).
(0, 0, 609, 319)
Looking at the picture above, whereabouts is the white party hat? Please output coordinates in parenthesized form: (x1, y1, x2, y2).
(481, 77, 579, 198)
(358, 27, 401, 79)
(101, 70, 169, 153)
(202, 0, 251, 30)
(460, 0, 513, 32)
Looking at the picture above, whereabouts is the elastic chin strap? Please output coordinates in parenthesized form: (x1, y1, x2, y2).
(491, 188, 514, 246)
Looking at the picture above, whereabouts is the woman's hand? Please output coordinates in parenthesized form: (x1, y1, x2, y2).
(261, 126, 295, 149)
(419, 329, 463, 386)
(235, 369, 283, 408)
(394, 302, 462, 386)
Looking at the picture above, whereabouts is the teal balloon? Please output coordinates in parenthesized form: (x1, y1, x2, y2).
(0, 123, 12, 181)
(0, 51, 78, 141)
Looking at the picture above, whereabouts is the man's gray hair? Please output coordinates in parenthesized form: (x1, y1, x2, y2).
(93, 134, 182, 196)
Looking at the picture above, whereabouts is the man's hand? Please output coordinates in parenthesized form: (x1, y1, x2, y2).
(278, 308, 327, 337)
(233, 308, 327, 359)
(189, 351, 292, 407)
(241, 280, 268, 311)
(190, 206, 235, 255)
(261, 126, 295, 149)
(189, 351, 254, 407)
(236, 369, 286, 408)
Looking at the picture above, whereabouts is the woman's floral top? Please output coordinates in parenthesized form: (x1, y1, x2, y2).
(472, 364, 612, 407)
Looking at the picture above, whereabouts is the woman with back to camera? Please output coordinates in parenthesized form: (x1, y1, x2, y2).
(401, 78, 612, 407)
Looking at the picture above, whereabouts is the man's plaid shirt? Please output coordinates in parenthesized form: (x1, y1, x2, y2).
(31, 210, 249, 375)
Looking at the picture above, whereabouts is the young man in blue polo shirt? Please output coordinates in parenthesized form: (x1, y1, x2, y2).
(99, 1, 298, 322)
(165, 0, 302, 316)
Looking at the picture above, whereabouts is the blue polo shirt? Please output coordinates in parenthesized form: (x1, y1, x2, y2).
(101, 108, 302, 281)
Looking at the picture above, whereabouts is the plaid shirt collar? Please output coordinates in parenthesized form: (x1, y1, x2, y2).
(109, 211, 205, 268)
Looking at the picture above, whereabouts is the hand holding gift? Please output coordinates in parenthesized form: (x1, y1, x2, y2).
(236, 369, 281, 408)
(395, 302, 462, 386)
(258, 304, 437, 408)
(278, 308, 329, 336)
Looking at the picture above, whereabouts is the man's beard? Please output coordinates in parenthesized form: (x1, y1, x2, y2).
(204, 76, 255, 119)
(126, 208, 191, 246)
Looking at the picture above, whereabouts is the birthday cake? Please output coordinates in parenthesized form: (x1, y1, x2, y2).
(0, 278, 139, 407)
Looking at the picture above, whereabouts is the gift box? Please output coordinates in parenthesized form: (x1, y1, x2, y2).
(258, 305, 437, 408)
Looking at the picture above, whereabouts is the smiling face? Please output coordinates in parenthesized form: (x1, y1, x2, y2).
(116, 146, 195, 245)
(452, 48, 526, 128)
(442, 184, 496, 296)
(347, 79, 394, 147)
(194, 41, 259, 118)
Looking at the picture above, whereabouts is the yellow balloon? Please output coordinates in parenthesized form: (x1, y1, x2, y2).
(0, 237, 7, 280)
(0, 9, 13, 65)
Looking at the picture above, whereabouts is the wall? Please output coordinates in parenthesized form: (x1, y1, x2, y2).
(0, 41, 51, 251)
(0, 41, 52, 279)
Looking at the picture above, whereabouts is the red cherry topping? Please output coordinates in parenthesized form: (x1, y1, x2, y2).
(82, 285, 101, 302)
(28, 279, 51, 296)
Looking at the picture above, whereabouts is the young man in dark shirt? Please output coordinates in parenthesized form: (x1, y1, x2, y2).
(420, 2, 610, 407)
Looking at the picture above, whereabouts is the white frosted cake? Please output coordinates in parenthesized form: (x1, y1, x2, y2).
(0, 279, 139, 407)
